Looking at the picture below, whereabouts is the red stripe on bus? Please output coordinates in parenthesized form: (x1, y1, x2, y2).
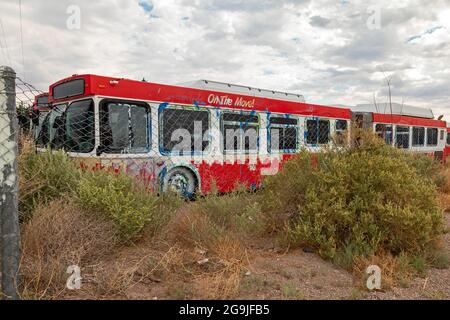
(49, 74, 352, 119)
(373, 113, 446, 128)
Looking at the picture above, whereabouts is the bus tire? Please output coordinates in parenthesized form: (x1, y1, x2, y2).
(163, 167, 197, 199)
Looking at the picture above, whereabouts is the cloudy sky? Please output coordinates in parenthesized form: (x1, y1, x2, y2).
(1, 0, 449, 118)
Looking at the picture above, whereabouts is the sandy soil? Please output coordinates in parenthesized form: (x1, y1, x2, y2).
(55, 212, 450, 300)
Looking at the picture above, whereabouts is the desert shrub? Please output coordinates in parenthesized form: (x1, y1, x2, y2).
(76, 170, 159, 241)
(19, 147, 81, 220)
(19, 140, 181, 240)
(352, 129, 445, 186)
(263, 131, 445, 265)
(438, 162, 450, 211)
(402, 153, 445, 188)
(20, 199, 117, 299)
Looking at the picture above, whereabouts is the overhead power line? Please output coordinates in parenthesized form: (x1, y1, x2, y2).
(19, 0, 25, 80)
(0, 18, 12, 66)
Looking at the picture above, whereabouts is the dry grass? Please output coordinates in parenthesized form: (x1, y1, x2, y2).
(194, 237, 249, 299)
(90, 258, 149, 298)
(19, 199, 118, 299)
(165, 210, 222, 250)
(161, 210, 250, 299)
(18, 136, 44, 206)
(353, 252, 413, 290)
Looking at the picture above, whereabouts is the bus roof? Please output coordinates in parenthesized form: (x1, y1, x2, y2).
(351, 103, 445, 127)
(178, 79, 305, 103)
(353, 103, 435, 119)
(48, 74, 352, 119)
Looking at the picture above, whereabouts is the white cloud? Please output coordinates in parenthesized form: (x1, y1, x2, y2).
(0, 0, 449, 119)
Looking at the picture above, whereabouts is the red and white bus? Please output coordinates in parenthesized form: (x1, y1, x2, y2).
(38, 74, 448, 197)
(351, 103, 447, 162)
(41, 74, 351, 197)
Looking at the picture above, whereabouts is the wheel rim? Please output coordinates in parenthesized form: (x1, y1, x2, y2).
(168, 173, 189, 195)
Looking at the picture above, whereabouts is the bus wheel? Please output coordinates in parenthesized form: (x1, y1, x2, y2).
(164, 167, 197, 199)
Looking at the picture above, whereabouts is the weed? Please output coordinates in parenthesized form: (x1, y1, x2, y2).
(281, 283, 305, 300)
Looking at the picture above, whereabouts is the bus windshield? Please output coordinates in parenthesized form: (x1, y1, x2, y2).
(37, 104, 67, 148)
(64, 100, 95, 153)
(34, 111, 49, 141)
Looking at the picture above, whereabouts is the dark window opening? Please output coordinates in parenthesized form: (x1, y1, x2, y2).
(37, 113, 50, 147)
(37, 96, 49, 107)
(335, 120, 348, 145)
(427, 128, 438, 146)
(269, 116, 298, 152)
(100, 100, 150, 153)
(396, 126, 410, 149)
(375, 124, 393, 145)
(412, 127, 425, 146)
(306, 119, 330, 145)
(270, 117, 298, 126)
(37, 104, 67, 149)
(35, 111, 49, 144)
(53, 79, 85, 100)
(160, 108, 210, 155)
(221, 112, 259, 153)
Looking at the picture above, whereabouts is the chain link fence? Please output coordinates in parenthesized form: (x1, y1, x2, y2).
(1, 66, 43, 300)
(0, 66, 19, 300)
(0, 66, 346, 299)
(32, 97, 343, 195)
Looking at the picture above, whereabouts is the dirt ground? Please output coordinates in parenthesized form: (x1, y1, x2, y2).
(237, 213, 450, 300)
(65, 212, 449, 300)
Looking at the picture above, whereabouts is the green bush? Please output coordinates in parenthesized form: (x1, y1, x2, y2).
(19, 149, 82, 220)
(76, 170, 162, 241)
(262, 133, 445, 263)
(19, 144, 182, 241)
(76, 170, 182, 241)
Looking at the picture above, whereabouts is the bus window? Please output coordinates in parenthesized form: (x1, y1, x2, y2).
(53, 79, 84, 100)
(37, 113, 50, 147)
(335, 120, 348, 145)
(35, 111, 49, 143)
(37, 95, 49, 107)
(65, 100, 95, 153)
(222, 112, 259, 153)
(412, 127, 425, 147)
(39, 104, 66, 149)
(268, 116, 298, 153)
(447, 132, 450, 145)
(375, 124, 393, 145)
(427, 128, 438, 146)
(160, 107, 210, 155)
(306, 119, 330, 145)
(396, 126, 410, 149)
(100, 100, 150, 153)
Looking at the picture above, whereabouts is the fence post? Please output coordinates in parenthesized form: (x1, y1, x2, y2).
(0, 66, 20, 300)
